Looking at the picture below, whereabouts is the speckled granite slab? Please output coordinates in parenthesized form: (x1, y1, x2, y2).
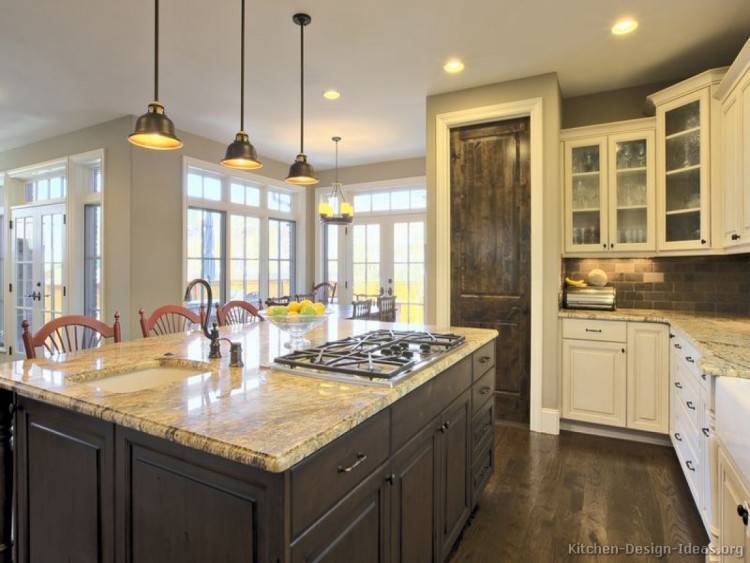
(559, 308, 750, 379)
(0, 319, 497, 473)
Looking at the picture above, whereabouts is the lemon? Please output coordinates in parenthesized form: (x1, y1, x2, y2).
(300, 304, 317, 316)
(287, 311, 299, 317)
(288, 301, 302, 313)
(313, 303, 326, 315)
(299, 299, 314, 309)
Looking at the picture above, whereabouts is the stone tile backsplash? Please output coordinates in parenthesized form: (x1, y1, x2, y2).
(563, 255, 750, 315)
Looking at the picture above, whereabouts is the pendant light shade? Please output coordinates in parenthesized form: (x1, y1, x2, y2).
(319, 137, 353, 224)
(128, 0, 183, 150)
(286, 13, 318, 185)
(221, 0, 262, 170)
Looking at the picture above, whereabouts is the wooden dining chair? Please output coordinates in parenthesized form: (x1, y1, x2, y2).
(295, 292, 316, 302)
(215, 301, 263, 327)
(351, 299, 373, 319)
(265, 296, 290, 307)
(139, 305, 204, 338)
(377, 295, 397, 322)
(312, 282, 337, 304)
(22, 312, 122, 359)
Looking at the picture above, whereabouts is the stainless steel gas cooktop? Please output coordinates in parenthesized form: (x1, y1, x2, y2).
(265, 329, 466, 387)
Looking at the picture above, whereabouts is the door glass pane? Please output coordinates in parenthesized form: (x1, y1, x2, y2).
(615, 139, 648, 244)
(14, 216, 34, 351)
(230, 215, 260, 302)
(84, 204, 102, 318)
(664, 100, 701, 242)
(570, 145, 601, 245)
(352, 224, 380, 298)
(393, 221, 425, 324)
(185, 208, 225, 305)
(41, 212, 65, 325)
(268, 219, 295, 298)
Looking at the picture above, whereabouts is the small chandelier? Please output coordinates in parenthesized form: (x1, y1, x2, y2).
(319, 136, 353, 224)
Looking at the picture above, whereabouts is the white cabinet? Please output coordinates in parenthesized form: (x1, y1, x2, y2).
(717, 37, 750, 250)
(561, 319, 668, 433)
(627, 323, 669, 433)
(562, 120, 656, 254)
(562, 338, 627, 426)
(717, 445, 750, 562)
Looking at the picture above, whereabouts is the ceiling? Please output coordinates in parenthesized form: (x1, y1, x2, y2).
(1, 0, 748, 168)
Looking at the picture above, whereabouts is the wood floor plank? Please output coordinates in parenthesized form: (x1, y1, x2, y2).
(449, 425, 708, 563)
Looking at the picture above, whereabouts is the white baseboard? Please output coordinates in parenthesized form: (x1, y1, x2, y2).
(539, 408, 560, 435)
(560, 419, 671, 446)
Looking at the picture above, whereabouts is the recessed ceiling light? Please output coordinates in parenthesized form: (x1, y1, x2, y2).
(443, 59, 465, 74)
(611, 17, 638, 35)
(323, 89, 341, 100)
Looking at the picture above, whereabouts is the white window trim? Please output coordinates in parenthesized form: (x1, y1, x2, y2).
(181, 156, 307, 304)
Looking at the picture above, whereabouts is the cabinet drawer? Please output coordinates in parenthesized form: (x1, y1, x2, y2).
(391, 357, 472, 451)
(471, 432, 494, 504)
(290, 408, 390, 538)
(562, 319, 626, 343)
(472, 342, 495, 379)
(673, 362, 700, 432)
(472, 368, 495, 414)
(671, 333, 703, 381)
(673, 413, 701, 504)
(472, 399, 494, 459)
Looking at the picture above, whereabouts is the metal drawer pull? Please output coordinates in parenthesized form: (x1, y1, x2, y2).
(337, 453, 367, 473)
(674, 343, 682, 350)
(674, 382, 683, 389)
(738, 504, 749, 526)
(702, 428, 710, 438)
(585, 328, 602, 333)
(674, 432, 682, 442)
(701, 374, 707, 381)
(685, 356, 694, 363)
(479, 386, 491, 395)
(685, 460, 696, 472)
(686, 401, 696, 410)
(478, 355, 492, 364)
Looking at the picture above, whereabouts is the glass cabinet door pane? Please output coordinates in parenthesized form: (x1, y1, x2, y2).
(665, 100, 700, 136)
(614, 139, 648, 244)
(570, 145, 601, 246)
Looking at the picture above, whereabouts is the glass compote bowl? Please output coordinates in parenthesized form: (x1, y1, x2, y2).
(261, 310, 332, 350)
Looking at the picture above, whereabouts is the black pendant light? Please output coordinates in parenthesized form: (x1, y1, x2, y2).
(128, 0, 183, 150)
(221, 0, 262, 170)
(319, 137, 353, 224)
(286, 13, 318, 185)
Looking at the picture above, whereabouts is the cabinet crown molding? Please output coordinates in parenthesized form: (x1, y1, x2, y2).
(647, 67, 728, 110)
(715, 37, 750, 102)
(560, 117, 655, 141)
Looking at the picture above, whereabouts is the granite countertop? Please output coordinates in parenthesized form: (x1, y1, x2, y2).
(0, 319, 497, 473)
(559, 308, 750, 379)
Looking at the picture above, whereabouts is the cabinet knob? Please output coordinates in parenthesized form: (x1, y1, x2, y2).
(701, 239, 707, 245)
(385, 473, 396, 485)
(610, 243, 614, 249)
(738, 504, 749, 526)
(731, 234, 741, 241)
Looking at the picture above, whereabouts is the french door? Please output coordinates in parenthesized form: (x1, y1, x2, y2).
(11, 204, 67, 353)
(346, 214, 426, 324)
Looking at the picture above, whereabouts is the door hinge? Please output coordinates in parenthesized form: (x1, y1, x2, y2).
(63, 214, 67, 225)
(8, 220, 12, 230)
(8, 283, 11, 293)
(8, 346, 12, 356)
(63, 286, 67, 297)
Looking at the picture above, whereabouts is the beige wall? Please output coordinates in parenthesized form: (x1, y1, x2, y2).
(561, 80, 673, 129)
(426, 73, 562, 410)
(316, 157, 425, 186)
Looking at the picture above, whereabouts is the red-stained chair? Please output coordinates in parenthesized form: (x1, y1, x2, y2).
(139, 305, 204, 338)
(215, 301, 264, 327)
(22, 313, 122, 359)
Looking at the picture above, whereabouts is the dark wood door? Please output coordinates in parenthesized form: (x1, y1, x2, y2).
(389, 423, 437, 563)
(15, 397, 115, 563)
(450, 117, 531, 424)
(290, 463, 389, 563)
(438, 391, 471, 560)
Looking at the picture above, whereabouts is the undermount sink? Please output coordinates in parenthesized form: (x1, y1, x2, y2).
(80, 365, 210, 394)
(716, 376, 750, 485)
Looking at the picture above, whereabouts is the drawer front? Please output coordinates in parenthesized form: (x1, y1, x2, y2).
(673, 361, 700, 432)
(471, 399, 494, 460)
(472, 368, 495, 415)
(471, 432, 494, 505)
(671, 332, 704, 383)
(391, 357, 472, 451)
(472, 342, 495, 379)
(562, 318, 627, 343)
(672, 412, 701, 504)
(290, 408, 390, 538)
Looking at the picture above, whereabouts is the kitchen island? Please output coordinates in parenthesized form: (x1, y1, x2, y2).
(0, 318, 497, 563)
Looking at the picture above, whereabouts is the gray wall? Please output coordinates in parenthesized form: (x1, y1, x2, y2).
(426, 73, 562, 411)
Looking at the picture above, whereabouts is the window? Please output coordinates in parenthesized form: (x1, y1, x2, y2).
(84, 204, 102, 319)
(230, 180, 260, 207)
(230, 215, 260, 302)
(352, 224, 380, 297)
(24, 173, 67, 202)
(324, 224, 339, 300)
(268, 219, 295, 298)
(268, 191, 292, 213)
(187, 168, 222, 201)
(89, 166, 102, 193)
(394, 221, 425, 324)
(186, 208, 225, 303)
(351, 187, 426, 214)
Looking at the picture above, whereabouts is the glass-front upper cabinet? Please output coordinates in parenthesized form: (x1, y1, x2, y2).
(655, 89, 711, 250)
(607, 131, 656, 251)
(564, 137, 608, 253)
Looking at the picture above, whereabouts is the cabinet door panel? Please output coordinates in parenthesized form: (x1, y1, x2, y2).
(717, 447, 750, 562)
(562, 339, 627, 427)
(627, 322, 669, 433)
(565, 137, 609, 252)
(723, 94, 741, 245)
(742, 76, 750, 238)
(15, 398, 114, 563)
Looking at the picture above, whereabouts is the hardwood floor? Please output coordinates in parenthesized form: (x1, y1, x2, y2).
(450, 425, 708, 562)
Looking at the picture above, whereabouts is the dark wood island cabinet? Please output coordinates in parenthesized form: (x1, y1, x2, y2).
(1, 328, 497, 563)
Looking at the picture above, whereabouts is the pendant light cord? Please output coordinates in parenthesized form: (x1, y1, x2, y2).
(154, 0, 159, 101)
(335, 139, 339, 184)
(299, 21, 304, 154)
(240, 0, 245, 131)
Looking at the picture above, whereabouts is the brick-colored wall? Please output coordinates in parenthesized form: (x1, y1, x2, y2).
(563, 255, 750, 315)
